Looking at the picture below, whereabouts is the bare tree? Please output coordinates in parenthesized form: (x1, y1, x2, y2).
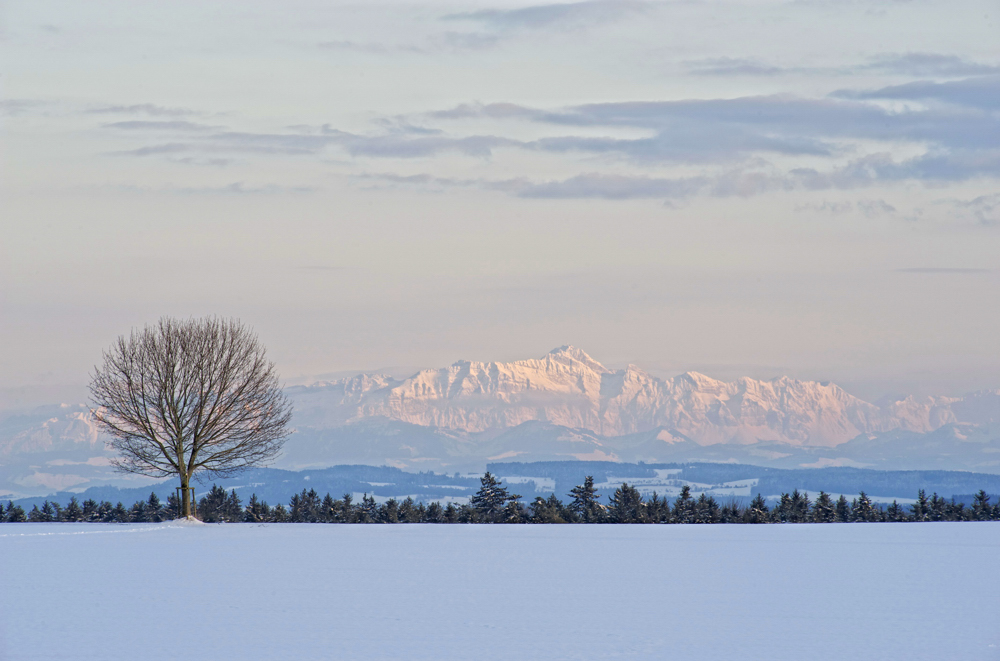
(89, 317, 292, 519)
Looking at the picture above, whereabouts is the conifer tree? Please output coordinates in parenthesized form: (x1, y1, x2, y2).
(244, 494, 271, 522)
(911, 490, 929, 521)
(608, 483, 645, 523)
(443, 502, 458, 523)
(41, 501, 57, 522)
(111, 502, 129, 522)
(568, 476, 602, 522)
(811, 492, 836, 523)
(82, 498, 100, 521)
(163, 493, 180, 519)
(972, 490, 992, 521)
(199, 485, 230, 522)
(398, 497, 420, 523)
(321, 493, 337, 523)
(835, 495, 851, 522)
(673, 485, 695, 523)
(747, 493, 769, 524)
(929, 493, 946, 521)
(885, 501, 906, 522)
(340, 493, 355, 523)
(63, 497, 84, 522)
(129, 500, 148, 522)
(694, 493, 720, 523)
(852, 492, 877, 522)
(271, 503, 289, 522)
(470, 472, 520, 522)
(425, 501, 444, 523)
(6, 503, 26, 522)
(147, 493, 163, 522)
(380, 498, 400, 523)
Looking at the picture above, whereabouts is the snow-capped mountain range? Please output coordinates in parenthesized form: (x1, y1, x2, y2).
(288, 346, 991, 447)
(3, 346, 999, 497)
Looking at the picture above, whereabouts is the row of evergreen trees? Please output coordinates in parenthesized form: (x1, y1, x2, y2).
(4, 473, 999, 524)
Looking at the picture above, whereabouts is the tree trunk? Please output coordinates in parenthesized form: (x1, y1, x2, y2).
(180, 475, 192, 518)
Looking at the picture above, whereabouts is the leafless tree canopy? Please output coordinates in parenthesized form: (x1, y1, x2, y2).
(90, 317, 292, 514)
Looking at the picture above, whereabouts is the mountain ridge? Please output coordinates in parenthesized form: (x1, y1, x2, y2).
(288, 346, 997, 447)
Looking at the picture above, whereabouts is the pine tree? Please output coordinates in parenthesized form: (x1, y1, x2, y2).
(340, 493, 355, 523)
(225, 490, 243, 522)
(199, 485, 229, 522)
(852, 492, 877, 522)
(399, 497, 420, 523)
(271, 504, 289, 522)
(835, 495, 851, 522)
(380, 498, 400, 523)
(425, 501, 444, 523)
(746, 493, 769, 524)
(694, 493, 720, 523)
(6, 503, 26, 522)
(82, 499, 100, 521)
(811, 492, 836, 523)
(972, 490, 992, 521)
(885, 501, 906, 522)
(130, 500, 148, 522)
(165, 493, 181, 519)
(929, 493, 946, 521)
(111, 502, 130, 522)
(911, 489, 929, 522)
(40, 501, 57, 522)
(321, 493, 337, 523)
(147, 493, 163, 522)
(63, 497, 84, 522)
(607, 483, 644, 523)
(97, 501, 114, 522)
(673, 485, 695, 523)
(244, 494, 271, 522)
(568, 476, 602, 522)
(470, 472, 520, 522)
(443, 502, 458, 523)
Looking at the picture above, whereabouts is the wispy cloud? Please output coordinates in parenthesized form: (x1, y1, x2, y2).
(444, 1, 647, 31)
(795, 199, 896, 217)
(87, 103, 198, 117)
(684, 57, 785, 77)
(103, 120, 219, 132)
(860, 53, 1000, 77)
(113, 182, 317, 195)
(834, 74, 1000, 110)
(936, 193, 1000, 226)
(0, 99, 49, 117)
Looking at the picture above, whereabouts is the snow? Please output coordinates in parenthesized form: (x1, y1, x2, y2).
(2, 523, 998, 660)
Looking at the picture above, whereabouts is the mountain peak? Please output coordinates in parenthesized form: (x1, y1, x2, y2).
(546, 346, 609, 373)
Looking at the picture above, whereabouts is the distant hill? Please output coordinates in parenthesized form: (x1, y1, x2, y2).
(12, 461, 1000, 511)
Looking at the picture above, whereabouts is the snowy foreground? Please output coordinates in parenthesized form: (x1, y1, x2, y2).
(2, 523, 998, 661)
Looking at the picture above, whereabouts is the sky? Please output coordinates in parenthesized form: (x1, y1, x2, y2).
(2, 0, 999, 406)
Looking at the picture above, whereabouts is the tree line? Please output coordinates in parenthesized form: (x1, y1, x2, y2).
(4, 472, 1000, 524)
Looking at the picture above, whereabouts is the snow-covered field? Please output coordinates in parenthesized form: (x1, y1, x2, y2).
(2, 523, 998, 660)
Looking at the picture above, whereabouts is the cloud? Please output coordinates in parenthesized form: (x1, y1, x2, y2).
(834, 74, 1000, 110)
(938, 193, 1000, 226)
(795, 199, 896, 217)
(443, 1, 647, 31)
(318, 40, 391, 54)
(860, 53, 1000, 77)
(87, 103, 198, 117)
(102, 120, 218, 132)
(684, 57, 785, 77)
(0, 99, 48, 117)
(114, 182, 317, 195)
